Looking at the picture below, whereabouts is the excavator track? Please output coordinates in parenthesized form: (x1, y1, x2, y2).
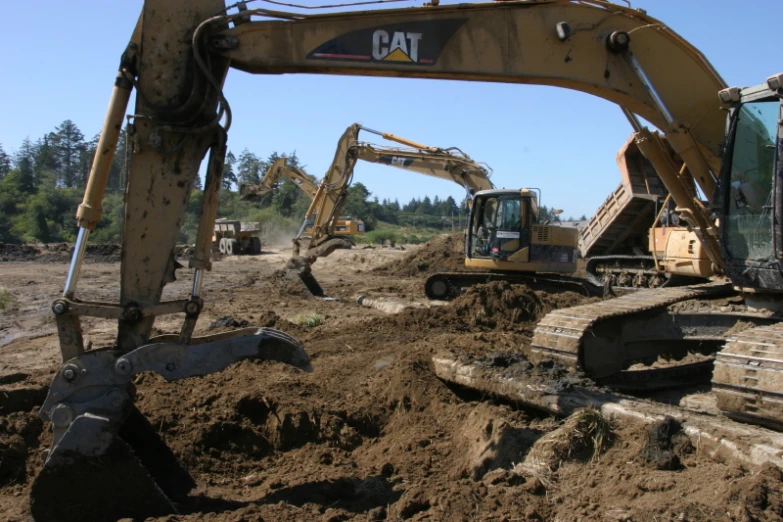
(531, 282, 734, 375)
(533, 283, 783, 430)
(424, 271, 602, 301)
(713, 323, 783, 431)
(584, 254, 703, 289)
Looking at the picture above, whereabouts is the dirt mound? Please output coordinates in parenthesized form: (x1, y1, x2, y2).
(373, 233, 469, 277)
(0, 242, 192, 264)
(382, 281, 592, 334)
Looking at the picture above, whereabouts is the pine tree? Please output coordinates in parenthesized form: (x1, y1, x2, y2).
(222, 151, 238, 190)
(108, 128, 128, 194)
(34, 134, 59, 189)
(0, 144, 11, 179)
(52, 120, 86, 188)
(237, 149, 262, 186)
(15, 138, 36, 193)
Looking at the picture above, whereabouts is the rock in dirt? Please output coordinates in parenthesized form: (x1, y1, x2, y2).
(637, 416, 692, 470)
(208, 315, 250, 330)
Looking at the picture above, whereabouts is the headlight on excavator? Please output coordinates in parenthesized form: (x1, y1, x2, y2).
(718, 87, 740, 103)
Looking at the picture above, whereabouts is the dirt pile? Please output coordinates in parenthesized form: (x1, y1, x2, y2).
(373, 233, 468, 277)
(0, 242, 192, 264)
(383, 281, 591, 333)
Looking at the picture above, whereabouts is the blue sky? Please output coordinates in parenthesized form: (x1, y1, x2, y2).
(0, 0, 779, 219)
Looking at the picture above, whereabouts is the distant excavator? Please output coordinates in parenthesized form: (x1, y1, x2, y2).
(240, 157, 366, 238)
(249, 124, 583, 298)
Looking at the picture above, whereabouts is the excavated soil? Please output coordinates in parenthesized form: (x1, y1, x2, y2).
(373, 233, 469, 277)
(1, 245, 782, 521)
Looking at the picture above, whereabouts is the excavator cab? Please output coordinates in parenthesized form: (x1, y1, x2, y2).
(719, 77, 783, 293)
(469, 191, 531, 261)
(466, 189, 577, 273)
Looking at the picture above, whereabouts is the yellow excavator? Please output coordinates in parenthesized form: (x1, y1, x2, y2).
(239, 157, 366, 237)
(254, 122, 583, 298)
(32, 0, 783, 520)
(284, 122, 496, 265)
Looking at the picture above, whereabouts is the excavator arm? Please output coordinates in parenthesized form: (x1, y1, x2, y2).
(240, 157, 320, 200)
(37, 1, 776, 520)
(288, 123, 494, 275)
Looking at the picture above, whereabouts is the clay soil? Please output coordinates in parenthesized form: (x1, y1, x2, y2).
(1, 235, 782, 522)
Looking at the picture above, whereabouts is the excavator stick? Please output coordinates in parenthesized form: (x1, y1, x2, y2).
(31, 1, 314, 520)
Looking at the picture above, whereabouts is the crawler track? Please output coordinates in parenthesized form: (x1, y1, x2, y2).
(531, 282, 733, 370)
(424, 271, 601, 301)
(532, 282, 783, 430)
(714, 323, 783, 431)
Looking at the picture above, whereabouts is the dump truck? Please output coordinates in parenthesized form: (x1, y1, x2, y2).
(212, 219, 262, 255)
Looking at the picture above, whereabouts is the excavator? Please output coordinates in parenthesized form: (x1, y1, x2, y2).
(31, 0, 783, 520)
(239, 156, 366, 238)
(282, 122, 497, 270)
(244, 122, 583, 298)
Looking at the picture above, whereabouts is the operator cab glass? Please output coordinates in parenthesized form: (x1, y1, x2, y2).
(469, 192, 536, 260)
(724, 98, 779, 262)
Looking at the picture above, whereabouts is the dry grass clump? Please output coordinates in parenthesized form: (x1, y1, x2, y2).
(0, 288, 13, 311)
(513, 407, 612, 487)
(291, 311, 325, 328)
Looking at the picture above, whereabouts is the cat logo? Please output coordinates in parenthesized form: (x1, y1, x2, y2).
(307, 19, 468, 67)
(372, 30, 423, 63)
(378, 155, 414, 167)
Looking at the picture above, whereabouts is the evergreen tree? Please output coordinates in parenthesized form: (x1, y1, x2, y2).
(417, 195, 433, 214)
(53, 120, 86, 188)
(80, 134, 100, 188)
(237, 149, 262, 186)
(34, 134, 59, 189)
(0, 144, 11, 179)
(15, 138, 36, 193)
(222, 151, 238, 190)
(108, 128, 128, 194)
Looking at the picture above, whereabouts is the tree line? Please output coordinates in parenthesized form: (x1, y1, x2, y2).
(0, 120, 580, 245)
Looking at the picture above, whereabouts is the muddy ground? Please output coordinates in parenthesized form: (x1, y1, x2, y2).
(1, 235, 782, 521)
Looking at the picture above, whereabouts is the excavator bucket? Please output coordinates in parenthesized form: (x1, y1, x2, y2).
(287, 237, 355, 298)
(30, 411, 186, 522)
(30, 328, 312, 522)
(295, 266, 326, 297)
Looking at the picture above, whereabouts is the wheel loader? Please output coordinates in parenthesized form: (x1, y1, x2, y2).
(31, 1, 783, 520)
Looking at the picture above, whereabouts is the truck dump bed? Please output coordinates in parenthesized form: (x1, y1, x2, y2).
(578, 135, 669, 258)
